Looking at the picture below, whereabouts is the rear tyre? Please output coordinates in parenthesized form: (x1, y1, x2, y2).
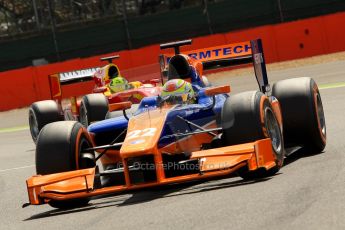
(29, 100, 62, 143)
(221, 91, 284, 179)
(272, 77, 326, 153)
(79, 94, 108, 127)
(36, 121, 95, 209)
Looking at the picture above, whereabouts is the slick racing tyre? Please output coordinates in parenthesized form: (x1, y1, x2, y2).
(221, 91, 284, 179)
(36, 121, 95, 209)
(29, 100, 62, 143)
(79, 93, 109, 127)
(272, 77, 326, 153)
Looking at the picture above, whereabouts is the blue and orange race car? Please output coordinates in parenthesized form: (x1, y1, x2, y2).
(24, 39, 326, 209)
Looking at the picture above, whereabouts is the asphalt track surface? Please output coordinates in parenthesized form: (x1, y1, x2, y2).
(1, 58, 345, 230)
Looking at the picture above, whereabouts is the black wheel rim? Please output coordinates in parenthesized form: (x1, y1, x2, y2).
(265, 107, 282, 154)
(78, 136, 95, 169)
(29, 111, 39, 141)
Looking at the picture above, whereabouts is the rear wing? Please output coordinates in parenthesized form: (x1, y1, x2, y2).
(159, 39, 270, 93)
(58, 67, 100, 84)
(48, 54, 120, 100)
(48, 67, 99, 100)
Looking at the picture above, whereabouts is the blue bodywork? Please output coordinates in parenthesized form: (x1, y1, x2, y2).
(88, 53, 228, 146)
(88, 77, 228, 147)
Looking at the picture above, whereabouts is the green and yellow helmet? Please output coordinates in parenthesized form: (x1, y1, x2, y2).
(108, 76, 129, 93)
(161, 79, 195, 104)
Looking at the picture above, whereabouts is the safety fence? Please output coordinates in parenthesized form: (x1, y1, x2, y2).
(1, 11, 345, 111)
(1, 0, 345, 71)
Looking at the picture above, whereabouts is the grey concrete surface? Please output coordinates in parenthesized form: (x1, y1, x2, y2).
(0, 108, 29, 129)
(0, 58, 345, 230)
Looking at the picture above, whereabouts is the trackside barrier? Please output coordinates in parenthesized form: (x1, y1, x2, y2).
(1, 12, 345, 111)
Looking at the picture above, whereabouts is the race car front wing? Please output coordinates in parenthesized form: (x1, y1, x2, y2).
(25, 138, 275, 206)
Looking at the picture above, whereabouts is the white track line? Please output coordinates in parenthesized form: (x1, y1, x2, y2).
(0, 165, 34, 173)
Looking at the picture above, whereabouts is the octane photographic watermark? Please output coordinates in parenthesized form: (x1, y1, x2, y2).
(129, 161, 232, 171)
(107, 160, 233, 172)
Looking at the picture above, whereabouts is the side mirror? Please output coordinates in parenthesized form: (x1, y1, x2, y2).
(108, 101, 132, 112)
(204, 85, 231, 96)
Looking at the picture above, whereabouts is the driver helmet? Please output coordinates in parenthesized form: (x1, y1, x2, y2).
(161, 79, 195, 104)
(108, 76, 130, 93)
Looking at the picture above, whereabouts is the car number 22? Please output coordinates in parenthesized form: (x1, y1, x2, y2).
(126, 128, 157, 140)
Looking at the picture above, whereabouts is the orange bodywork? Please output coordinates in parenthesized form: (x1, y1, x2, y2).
(26, 138, 276, 205)
(186, 41, 252, 62)
(108, 101, 132, 112)
(192, 139, 276, 172)
(120, 105, 172, 158)
(26, 168, 95, 205)
(162, 40, 252, 78)
(25, 85, 280, 206)
(26, 39, 279, 206)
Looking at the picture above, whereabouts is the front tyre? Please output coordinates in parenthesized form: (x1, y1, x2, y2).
(36, 121, 95, 208)
(221, 91, 284, 179)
